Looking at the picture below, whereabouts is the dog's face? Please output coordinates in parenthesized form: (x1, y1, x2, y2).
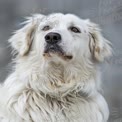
(9, 14, 111, 65)
(9, 13, 112, 64)
(35, 13, 91, 63)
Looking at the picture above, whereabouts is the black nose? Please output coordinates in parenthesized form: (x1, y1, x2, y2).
(45, 32, 61, 44)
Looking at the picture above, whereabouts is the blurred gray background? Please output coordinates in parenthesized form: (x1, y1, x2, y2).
(0, 0, 122, 121)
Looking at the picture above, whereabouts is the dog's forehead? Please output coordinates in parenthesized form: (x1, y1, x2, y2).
(42, 13, 86, 25)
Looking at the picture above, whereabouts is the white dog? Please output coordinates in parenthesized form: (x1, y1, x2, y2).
(0, 13, 112, 122)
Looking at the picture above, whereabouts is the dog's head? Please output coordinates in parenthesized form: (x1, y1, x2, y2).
(9, 13, 112, 94)
(9, 13, 112, 63)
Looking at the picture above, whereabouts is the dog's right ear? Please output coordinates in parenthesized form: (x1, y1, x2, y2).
(9, 14, 45, 56)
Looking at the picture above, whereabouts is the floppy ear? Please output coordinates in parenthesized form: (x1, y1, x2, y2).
(9, 14, 45, 56)
(86, 20, 112, 62)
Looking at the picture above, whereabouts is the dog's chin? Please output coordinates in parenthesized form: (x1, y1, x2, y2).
(43, 45, 73, 61)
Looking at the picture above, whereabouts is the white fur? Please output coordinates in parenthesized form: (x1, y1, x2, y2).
(0, 13, 112, 122)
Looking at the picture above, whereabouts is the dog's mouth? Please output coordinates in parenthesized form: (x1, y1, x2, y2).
(43, 44, 73, 60)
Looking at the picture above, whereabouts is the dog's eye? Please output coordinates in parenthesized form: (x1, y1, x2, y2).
(70, 26, 81, 33)
(42, 25, 50, 31)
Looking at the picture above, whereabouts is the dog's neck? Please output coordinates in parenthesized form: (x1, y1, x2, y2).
(6, 58, 101, 120)
(15, 57, 99, 98)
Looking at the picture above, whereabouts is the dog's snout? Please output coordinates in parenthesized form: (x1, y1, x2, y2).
(45, 32, 61, 44)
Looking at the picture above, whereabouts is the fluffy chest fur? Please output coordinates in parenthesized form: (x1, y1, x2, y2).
(0, 86, 109, 122)
(0, 61, 109, 122)
(5, 90, 108, 122)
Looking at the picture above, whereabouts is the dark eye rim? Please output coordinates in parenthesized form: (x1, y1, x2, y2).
(69, 26, 81, 33)
(42, 25, 51, 31)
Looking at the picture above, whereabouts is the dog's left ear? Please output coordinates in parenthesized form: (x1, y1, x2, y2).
(86, 20, 112, 62)
(9, 14, 45, 56)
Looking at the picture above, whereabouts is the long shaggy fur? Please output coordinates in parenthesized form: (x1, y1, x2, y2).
(0, 13, 112, 122)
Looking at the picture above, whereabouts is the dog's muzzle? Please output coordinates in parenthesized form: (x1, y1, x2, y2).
(44, 32, 63, 54)
(43, 32, 73, 60)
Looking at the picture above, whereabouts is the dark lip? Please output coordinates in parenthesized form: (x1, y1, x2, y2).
(44, 44, 64, 54)
(43, 44, 73, 60)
